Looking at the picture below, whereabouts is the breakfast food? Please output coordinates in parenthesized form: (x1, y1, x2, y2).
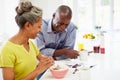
(51, 64, 68, 70)
(83, 33, 95, 39)
(50, 64, 69, 78)
(52, 65, 63, 70)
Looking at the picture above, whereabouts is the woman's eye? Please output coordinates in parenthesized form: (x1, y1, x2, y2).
(38, 26, 41, 28)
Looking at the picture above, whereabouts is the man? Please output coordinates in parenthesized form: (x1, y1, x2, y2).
(35, 5, 79, 60)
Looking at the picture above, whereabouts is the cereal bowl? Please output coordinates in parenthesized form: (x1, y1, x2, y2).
(49, 64, 69, 79)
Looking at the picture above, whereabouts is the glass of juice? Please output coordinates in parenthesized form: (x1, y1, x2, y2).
(78, 43, 84, 51)
(93, 46, 100, 53)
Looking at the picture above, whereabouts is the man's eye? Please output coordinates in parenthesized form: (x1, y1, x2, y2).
(60, 23, 64, 25)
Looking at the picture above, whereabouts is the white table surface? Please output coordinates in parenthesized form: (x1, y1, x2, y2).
(40, 53, 120, 80)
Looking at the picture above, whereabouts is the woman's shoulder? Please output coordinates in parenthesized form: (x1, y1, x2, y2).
(28, 40, 37, 47)
(0, 41, 15, 54)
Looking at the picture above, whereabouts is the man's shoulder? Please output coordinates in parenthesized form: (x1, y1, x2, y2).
(67, 22, 77, 31)
(42, 19, 51, 25)
(69, 22, 75, 26)
(41, 19, 51, 30)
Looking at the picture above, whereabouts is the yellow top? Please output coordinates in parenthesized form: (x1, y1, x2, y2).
(0, 40, 39, 80)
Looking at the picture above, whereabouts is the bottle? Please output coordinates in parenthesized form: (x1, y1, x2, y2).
(100, 32, 105, 54)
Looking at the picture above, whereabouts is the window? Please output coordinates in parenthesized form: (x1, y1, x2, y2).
(64, 0, 120, 30)
(114, 0, 120, 29)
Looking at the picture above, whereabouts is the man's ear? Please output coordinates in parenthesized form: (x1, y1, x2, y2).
(53, 13, 55, 18)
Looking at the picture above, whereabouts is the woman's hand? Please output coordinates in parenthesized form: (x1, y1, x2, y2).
(37, 56, 54, 73)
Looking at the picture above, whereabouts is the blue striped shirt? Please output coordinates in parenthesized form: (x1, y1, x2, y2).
(34, 19, 77, 60)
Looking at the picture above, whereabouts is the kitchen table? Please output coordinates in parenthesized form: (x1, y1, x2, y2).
(40, 53, 120, 80)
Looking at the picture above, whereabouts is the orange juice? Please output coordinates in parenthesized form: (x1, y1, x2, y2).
(78, 43, 84, 51)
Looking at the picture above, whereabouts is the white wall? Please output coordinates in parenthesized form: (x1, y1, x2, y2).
(28, 0, 78, 24)
(29, 0, 63, 19)
(0, 1, 5, 34)
(0, 0, 19, 37)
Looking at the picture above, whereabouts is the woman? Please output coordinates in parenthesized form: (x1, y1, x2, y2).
(0, 1, 54, 80)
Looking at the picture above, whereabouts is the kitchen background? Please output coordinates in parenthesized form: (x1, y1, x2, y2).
(0, 0, 120, 79)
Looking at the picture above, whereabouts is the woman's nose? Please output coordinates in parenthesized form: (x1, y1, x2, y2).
(39, 28, 42, 32)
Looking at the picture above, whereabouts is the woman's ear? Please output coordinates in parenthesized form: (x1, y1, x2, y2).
(24, 22, 31, 30)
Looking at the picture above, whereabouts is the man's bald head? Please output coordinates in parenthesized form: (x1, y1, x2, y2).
(52, 5, 72, 32)
(56, 5, 72, 19)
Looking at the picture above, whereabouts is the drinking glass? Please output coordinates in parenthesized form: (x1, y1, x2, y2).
(78, 43, 84, 51)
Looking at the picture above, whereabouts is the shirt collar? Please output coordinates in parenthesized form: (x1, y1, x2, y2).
(47, 19, 53, 33)
(47, 19, 67, 33)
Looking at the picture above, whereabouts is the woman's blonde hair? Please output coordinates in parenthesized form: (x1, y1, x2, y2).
(15, 1, 42, 28)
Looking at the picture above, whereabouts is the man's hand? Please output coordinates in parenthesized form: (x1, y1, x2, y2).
(64, 49, 79, 59)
